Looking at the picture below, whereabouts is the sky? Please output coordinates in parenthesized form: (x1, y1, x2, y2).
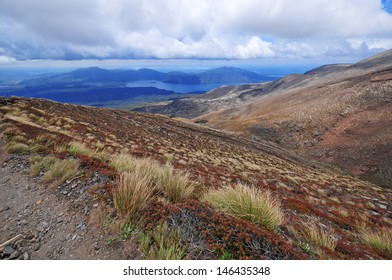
(0, 0, 392, 69)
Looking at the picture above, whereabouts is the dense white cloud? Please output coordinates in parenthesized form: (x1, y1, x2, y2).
(0, 0, 391, 61)
(0, 55, 17, 64)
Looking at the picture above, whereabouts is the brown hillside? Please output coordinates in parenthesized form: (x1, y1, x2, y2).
(192, 51, 392, 188)
(1, 96, 391, 259)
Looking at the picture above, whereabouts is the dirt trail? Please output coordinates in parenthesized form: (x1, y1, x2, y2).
(0, 139, 127, 260)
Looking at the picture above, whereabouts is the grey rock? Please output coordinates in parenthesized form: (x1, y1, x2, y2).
(3, 246, 16, 256)
(9, 250, 20, 259)
(23, 252, 30, 260)
(76, 222, 86, 230)
(0, 206, 11, 212)
(14, 239, 25, 248)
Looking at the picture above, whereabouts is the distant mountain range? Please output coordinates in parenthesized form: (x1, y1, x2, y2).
(21, 66, 272, 85)
(0, 66, 273, 107)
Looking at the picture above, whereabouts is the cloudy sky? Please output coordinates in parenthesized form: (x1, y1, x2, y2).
(0, 0, 392, 66)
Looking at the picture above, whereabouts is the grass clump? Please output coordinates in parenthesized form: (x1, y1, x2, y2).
(110, 153, 138, 172)
(203, 183, 284, 231)
(302, 224, 337, 251)
(67, 141, 94, 157)
(140, 222, 187, 260)
(9, 135, 27, 143)
(155, 164, 195, 203)
(113, 171, 155, 223)
(2, 127, 19, 142)
(360, 227, 392, 254)
(111, 154, 195, 203)
(6, 142, 31, 154)
(120, 223, 136, 241)
(42, 158, 80, 185)
(30, 156, 57, 176)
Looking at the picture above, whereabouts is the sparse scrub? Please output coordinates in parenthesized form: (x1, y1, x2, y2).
(360, 227, 392, 254)
(139, 222, 187, 260)
(113, 171, 155, 223)
(155, 164, 195, 203)
(42, 158, 80, 185)
(203, 183, 284, 231)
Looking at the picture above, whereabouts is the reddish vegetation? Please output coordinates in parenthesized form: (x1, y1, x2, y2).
(76, 154, 116, 178)
(0, 96, 391, 259)
(169, 200, 308, 260)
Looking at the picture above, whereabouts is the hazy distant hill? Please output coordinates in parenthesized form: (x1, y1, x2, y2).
(20, 66, 271, 85)
(0, 66, 272, 106)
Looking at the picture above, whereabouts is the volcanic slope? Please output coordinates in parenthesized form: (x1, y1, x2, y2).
(0, 96, 391, 259)
(151, 50, 392, 188)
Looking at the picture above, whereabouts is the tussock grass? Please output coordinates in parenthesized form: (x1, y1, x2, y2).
(360, 227, 392, 254)
(2, 127, 19, 142)
(9, 135, 27, 143)
(302, 224, 337, 251)
(203, 183, 284, 231)
(6, 142, 30, 154)
(140, 222, 187, 260)
(58, 141, 110, 162)
(110, 153, 139, 173)
(155, 164, 195, 203)
(111, 154, 195, 203)
(42, 159, 80, 185)
(67, 141, 95, 157)
(113, 171, 155, 223)
(30, 156, 57, 176)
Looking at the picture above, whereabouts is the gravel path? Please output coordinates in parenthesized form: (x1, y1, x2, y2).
(0, 139, 130, 260)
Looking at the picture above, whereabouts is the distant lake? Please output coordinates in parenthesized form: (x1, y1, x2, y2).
(126, 80, 244, 93)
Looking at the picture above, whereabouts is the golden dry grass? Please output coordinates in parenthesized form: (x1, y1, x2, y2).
(139, 222, 186, 260)
(203, 183, 284, 231)
(30, 156, 57, 176)
(360, 227, 392, 254)
(302, 224, 337, 251)
(42, 159, 80, 185)
(6, 142, 30, 154)
(155, 164, 195, 203)
(113, 171, 155, 223)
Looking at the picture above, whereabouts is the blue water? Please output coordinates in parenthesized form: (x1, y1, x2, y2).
(126, 80, 245, 93)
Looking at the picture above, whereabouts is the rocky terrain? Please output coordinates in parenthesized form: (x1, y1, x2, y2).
(0, 139, 137, 260)
(0, 96, 391, 260)
(136, 49, 392, 188)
